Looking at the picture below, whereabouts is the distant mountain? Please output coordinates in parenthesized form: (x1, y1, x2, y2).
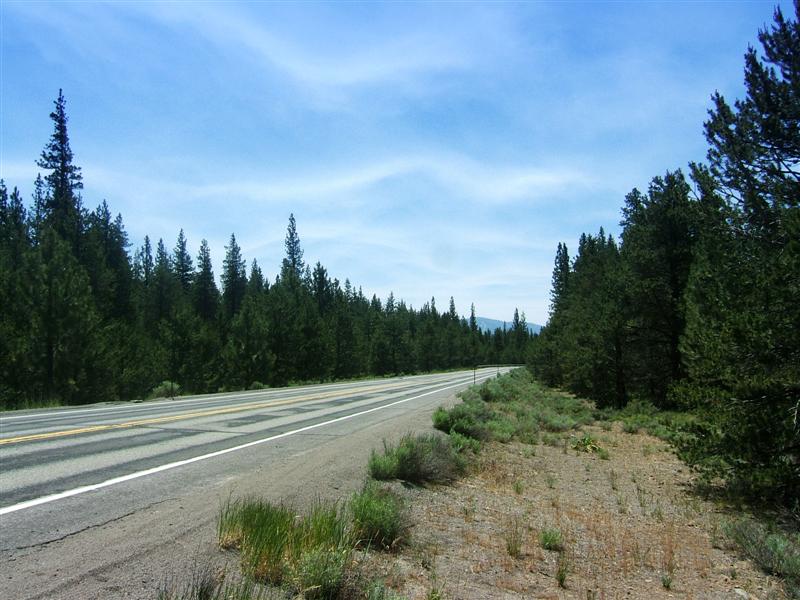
(475, 317, 542, 335)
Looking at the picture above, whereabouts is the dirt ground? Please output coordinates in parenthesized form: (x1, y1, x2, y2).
(358, 423, 787, 600)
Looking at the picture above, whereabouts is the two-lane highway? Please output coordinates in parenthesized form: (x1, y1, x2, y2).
(0, 368, 506, 600)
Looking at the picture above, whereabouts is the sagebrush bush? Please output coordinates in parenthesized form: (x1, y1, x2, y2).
(148, 380, 181, 399)
(369, 434, 465, 484)
(724, 519, 800, 597)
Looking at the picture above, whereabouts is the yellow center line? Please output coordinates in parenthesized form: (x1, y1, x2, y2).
(0, 380, 411, 446)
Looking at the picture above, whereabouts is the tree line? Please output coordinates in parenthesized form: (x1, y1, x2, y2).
(529, 3, 799, 505)
(0, 91, 532, 410)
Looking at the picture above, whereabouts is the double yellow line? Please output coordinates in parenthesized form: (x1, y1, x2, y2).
(0, 381, 402, 447)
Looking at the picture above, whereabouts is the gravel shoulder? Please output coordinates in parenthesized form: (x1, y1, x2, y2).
(360, 423, 786, 599)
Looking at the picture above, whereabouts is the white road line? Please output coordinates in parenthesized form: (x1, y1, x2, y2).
(0, 372, 499, 516)
(0, 370, 480, 422)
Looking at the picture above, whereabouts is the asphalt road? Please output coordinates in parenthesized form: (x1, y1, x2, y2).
(0, 367, 505, 599)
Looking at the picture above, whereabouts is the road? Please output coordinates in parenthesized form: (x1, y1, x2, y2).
(0, 367, 505, 599)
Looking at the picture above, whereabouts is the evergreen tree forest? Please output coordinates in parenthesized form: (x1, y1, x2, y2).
(529, 4, 799, 505)
(0, 92, 531, 411)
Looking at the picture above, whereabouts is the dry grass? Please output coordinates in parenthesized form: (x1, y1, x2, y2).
(359, 422, 790, 599)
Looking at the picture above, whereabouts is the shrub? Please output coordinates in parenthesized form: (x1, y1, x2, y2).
(369, 434, 465, 484)
(486, 417, 515, 443)
(448, 431, 481, 455)
(432, 399, 492, 440)
(350, 482, 407, 550)
(148, 380, 181, 399)
(539, 528, 564, 552)
(724, 519, 800, 596)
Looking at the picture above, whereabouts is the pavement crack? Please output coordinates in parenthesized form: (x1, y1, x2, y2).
(7, 497, 177, 552)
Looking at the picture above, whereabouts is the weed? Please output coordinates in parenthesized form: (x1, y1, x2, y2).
(597, 447, 610, 460)
(542, 433, 561, 447)
(622, 421, 640, 434)
(539, 528, 564, 552)
(350, 481, 407, 550)
(609, 469, 619, 491)
(616, 493, 628, 515)
(572, 433, 601, 453)
(157, 564, 264, 600)
(545, 474, 557, 489)
(365, 580, 407, 600)
(660, 573, 673, 589)
(461, 496, 476, 522)
(505, 517, 523, 558)
(556, 553, 570, 588)
(513, 479, 524, 495)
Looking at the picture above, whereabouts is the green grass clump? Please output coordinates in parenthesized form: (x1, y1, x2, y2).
(369, 433, 465, 484)
(217, 497, 352, 596)
(350, 482, 407, 550)
(286, 545, 350, 599)
(724, 519, 800, 597)
(539, 528, 564, 552)
(157, 563, 265, 600)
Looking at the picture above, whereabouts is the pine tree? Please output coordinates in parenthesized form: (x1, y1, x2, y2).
(36, 90, 84, 248)
(281, 213, 305, 283)
(173, 229, 193, 292)
(680, 2, 800, 502)
(620, 171, 698, 405)
(194, 239, 219, 321)
(222, 233, 247, 320)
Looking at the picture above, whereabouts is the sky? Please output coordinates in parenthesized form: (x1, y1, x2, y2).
(0, 1, 791, 325)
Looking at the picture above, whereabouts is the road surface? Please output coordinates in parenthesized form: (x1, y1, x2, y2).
(0, 367, 505, 599)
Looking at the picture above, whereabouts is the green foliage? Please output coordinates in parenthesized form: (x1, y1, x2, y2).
(368, 434, 465, 484)
(433, 370, 593, 450)
(538, 528, 564, 552)
(350, 481, 407, 550)
(157, 563, 266, 600)
(1, 92, 534, 410)
(527, 4, 800, 506)
(447, 431, 481, 455)
(724, 519, 800, 598)
(218, 496, 351, 597)
(148, 380, 182, 399)
(571, 433, 601, 454)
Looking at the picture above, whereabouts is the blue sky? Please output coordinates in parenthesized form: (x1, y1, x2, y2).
(1, 1, 790, 325)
